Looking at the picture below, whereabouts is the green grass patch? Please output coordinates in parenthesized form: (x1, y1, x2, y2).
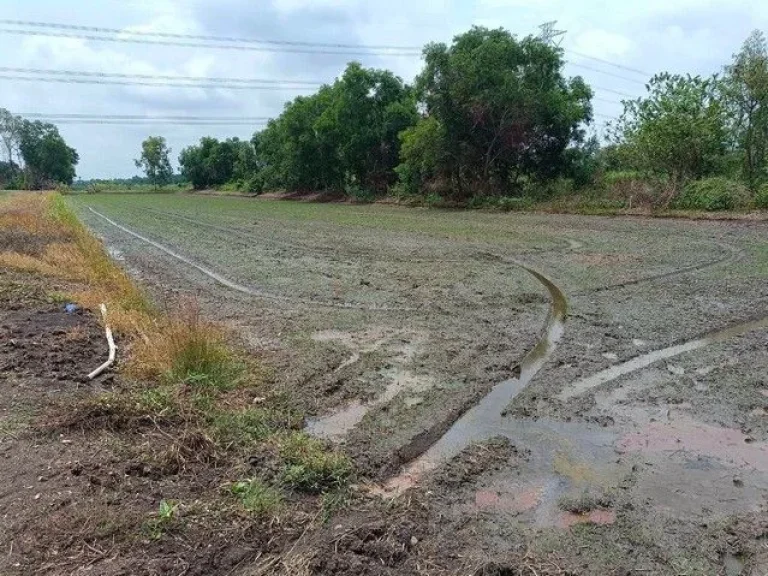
(209, 406, 302, 446)
(278, 432, 352, 493)
(231, 479, 283, 515)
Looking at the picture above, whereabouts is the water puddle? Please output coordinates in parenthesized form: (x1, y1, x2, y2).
(380, 263, 568, 493)
(618, 416, 768, 473)
(559, 316, 768, 401)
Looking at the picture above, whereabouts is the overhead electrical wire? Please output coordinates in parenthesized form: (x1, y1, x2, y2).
(0, 20, 653, 80)
(0, 74, 315, 90)
(566, 61, 648, 85)
(33, 119, 269, 126)
(19, 113, 271, 121)
(0, 66, 324, 86)
(566, 49, 649, 77)
(0, 18, 423, 52)
(0, 28, 421, 57)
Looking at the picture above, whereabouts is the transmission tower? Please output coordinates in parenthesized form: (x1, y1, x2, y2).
(538, 21, 566, 46)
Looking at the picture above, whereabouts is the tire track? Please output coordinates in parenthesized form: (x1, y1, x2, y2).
(87, 206, 419, 313)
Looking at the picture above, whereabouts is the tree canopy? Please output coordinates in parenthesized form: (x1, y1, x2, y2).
(723, 30, 768, 188)
(610, 73, 728, 187)
(135, 136, 173, 188)
(179, 137, 257, 190)
(257, 62, 417, 194)
(401, 27, 593, 198)
(0, 112, 80, 189)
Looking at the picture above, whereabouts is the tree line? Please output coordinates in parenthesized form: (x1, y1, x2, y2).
(140, 27, 597, 202)
(158, 26, 768, 209)
(31, 24, 763, 211)
(0, 109, 79, 190)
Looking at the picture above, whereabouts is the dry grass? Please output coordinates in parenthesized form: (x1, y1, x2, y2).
(0, 192, 239, 387)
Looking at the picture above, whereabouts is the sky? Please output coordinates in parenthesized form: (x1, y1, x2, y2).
(0, 0, 766, 179)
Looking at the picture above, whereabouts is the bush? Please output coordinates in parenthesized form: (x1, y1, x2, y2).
(344, 182, 376, 203)
(675, 177, 750, 211)
(755, 185, 768, 210)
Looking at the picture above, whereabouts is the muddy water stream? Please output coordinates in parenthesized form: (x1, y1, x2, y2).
(381, 262, 568, 492)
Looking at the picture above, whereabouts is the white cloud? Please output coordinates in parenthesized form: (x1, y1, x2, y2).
(571, 29, 633, 59)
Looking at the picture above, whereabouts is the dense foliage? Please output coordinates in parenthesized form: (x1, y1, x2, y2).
(257, 62, 417, 194)
(119, 26, 766, 211)
(179, 137, 258, 190)
(609, 73, 728, 187)
(401, 27, 592, 199)
(0, 108, 79, 189)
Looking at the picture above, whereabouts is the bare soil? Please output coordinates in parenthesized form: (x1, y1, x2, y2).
(0, 270, 307, 576)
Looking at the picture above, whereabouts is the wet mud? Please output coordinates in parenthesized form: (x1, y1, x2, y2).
(69, 195, 768, 573)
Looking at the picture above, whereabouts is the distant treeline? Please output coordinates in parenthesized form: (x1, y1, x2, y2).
(144, 26, 768, 210)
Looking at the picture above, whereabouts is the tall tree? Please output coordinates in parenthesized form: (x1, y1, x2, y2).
(610, 73, 728, 188)
(179, 137, 256, 189)
(17, 120, 79, 188)
(406, 26, 592, 198)
(256, 63, 417, 194)
(723, 30, 768, 189)
(135, 136, 173, 188)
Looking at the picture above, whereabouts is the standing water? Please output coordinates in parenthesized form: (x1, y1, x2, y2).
(380, 262, 568, 493)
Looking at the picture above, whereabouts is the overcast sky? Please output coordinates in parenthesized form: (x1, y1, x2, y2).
(1, 0, 766, 179)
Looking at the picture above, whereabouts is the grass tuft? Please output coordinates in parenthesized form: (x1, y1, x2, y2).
(278, 432, 352, 493)
(231, 479, 283, 516)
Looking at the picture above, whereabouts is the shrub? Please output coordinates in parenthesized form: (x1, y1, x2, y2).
(345, 182, 376, 203)
(675, 177, 750, 211)
(278, 433, 352, 493)
(755, 185, 768, 210)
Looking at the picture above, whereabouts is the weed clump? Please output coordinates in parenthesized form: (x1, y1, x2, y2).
(675, 177, 750, 211)
(231, 479, 283, 516)
(278, 432, 352, 493)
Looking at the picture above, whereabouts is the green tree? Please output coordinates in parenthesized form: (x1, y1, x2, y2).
(723, 30, 768, 188)
(17, 120, 79, 188)
(255, 62, 417, 194)
(135, 136, 173, 188)
(179, 137, 257, 189)
(405, 26, 592, 199)
(610, 73, 728, 189)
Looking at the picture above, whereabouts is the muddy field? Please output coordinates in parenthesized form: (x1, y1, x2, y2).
(64, 193, 768, 574)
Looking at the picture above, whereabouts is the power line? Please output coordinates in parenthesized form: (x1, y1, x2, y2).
(19, 113, 272, 121)
(593, 86, 637, 99)
(0, 66, 325, 86)
(43, 119, 269, 126)
(1, 20, 656, 85)
(566, 60, 648, 85)
(0, 74, 315, 90)
(0, 28, 421, 57)
(593, 96, 624, 105)
(0, 18, 423, 52)
(567, 49, 649, 77)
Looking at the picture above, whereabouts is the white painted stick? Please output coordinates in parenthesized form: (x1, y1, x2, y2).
(88, 304, 117, 380)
